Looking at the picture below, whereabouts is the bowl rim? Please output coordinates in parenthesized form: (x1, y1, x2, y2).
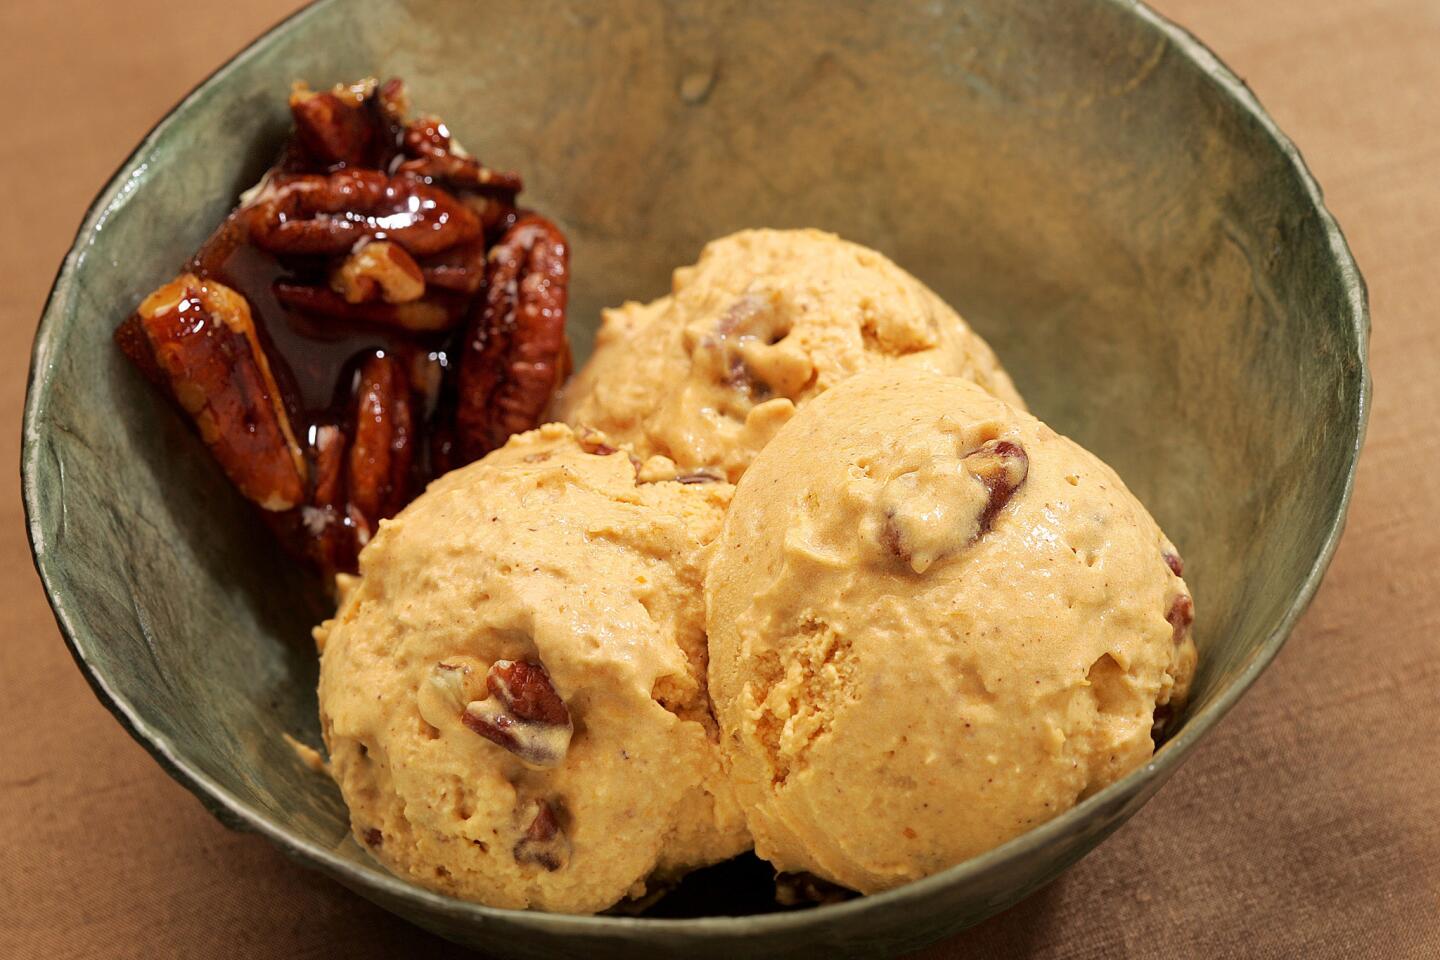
(22, 0, 1371, 940)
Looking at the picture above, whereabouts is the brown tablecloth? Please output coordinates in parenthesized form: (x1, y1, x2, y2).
(3, 0, 1437, 956)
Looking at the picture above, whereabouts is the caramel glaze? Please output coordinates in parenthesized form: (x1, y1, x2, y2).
(200, 238, 451, 483)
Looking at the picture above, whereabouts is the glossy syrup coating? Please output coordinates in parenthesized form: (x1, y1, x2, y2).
(116, 76, 566, 580)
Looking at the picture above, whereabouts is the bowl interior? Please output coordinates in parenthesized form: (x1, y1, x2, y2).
(25, 0, 1366, 956)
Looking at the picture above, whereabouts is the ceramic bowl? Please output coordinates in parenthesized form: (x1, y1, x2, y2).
(23, 0, 1368, 956)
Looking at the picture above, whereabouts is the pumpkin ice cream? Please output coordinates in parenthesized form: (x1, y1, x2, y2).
(554, 229, 1024, 482)
(316, 423, 749, 914)
(705, 369, 1197, 893)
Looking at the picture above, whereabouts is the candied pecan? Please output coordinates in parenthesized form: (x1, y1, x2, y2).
(467, 194, 521, 243)
(347, 353, 414, 530)
(331, 240, 425, 304)
(263, 504, 359, 582)
(116, 75, 570, 584)
(402, 116, 455, 159)
(117, 274, 306, 511)
(375, 77, 409, 123)
(397, 116, 524, 195)
(398, 153, 524, 195)
(311, 422, 347, 508)
(274, 282, 466, 332)
(264, 420, 371, 581)
(453, 214, 571, 463)
(363, 827, 383, 848)
(245, 170, 481, 257)
(290, 81, 380, 170)
(112, 314, 166, 388)
(1166, 593, 1195, 644)
(419, 238, 488, 295)
(285, 78, 407, 173)
(461, 659, 573, 767)
(701, 295, 789, 404)
(513, 799, 569, 871)
(187, 210, 250, 280)
(296, 423, 367, 577)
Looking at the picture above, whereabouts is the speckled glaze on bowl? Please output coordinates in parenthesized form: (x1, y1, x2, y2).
(23, 0, 1368, 957)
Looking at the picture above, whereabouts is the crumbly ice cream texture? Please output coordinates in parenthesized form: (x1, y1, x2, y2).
(705, 370, 1197, 893)
(316, 423, 749, 914)
(554, 229, 1025, 482)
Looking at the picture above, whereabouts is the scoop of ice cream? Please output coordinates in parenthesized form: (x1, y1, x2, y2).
(706, 370, 1196, 893)
(554, 229, 1024, 482)
(316, 423, 749, 914)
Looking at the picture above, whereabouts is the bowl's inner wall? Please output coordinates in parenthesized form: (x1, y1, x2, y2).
(29, 0, 1362, 925)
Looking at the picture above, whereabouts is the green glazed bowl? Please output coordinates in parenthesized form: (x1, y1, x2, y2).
(23, 0, 1368, 956)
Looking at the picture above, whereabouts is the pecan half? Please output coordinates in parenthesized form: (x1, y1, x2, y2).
(187, 210, 250, 280)
(264, 418, 377, 581)
(513, 798, 569, 871)
(311, 422, 347, 509)
(290, 81, 381, 170)
(299, 423, 367, 576)
(286, 78, 407, 173)
(117, 274, 306, 511)
(397, 116, 524, 195)
(461, 659, 573, 767)
(453, 214, 571, 463)
(245, 170, 481, 257)
(347, 353, 414, 530)
(419, 238, 488, 295)
(466, 194, 521, 243)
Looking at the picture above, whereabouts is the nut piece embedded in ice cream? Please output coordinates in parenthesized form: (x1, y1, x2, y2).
(461, 659, 573, 768)
(513, 798, 570, 872)
(875, 436, 1029, 574)
(1166, 593, 1195, 644)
